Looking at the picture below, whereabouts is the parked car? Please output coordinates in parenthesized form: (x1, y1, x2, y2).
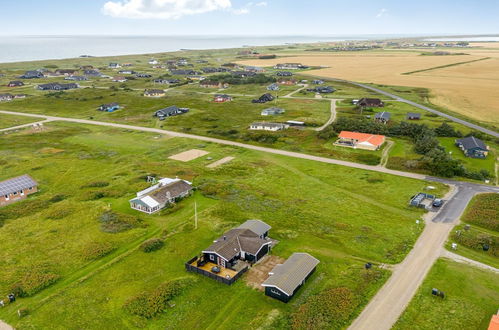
(432, 199, 444, 207)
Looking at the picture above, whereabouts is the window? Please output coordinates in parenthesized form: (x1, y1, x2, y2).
(4, 195, 9, 200)
(209, 255, 215, 261)
(13, 192, 17, 196)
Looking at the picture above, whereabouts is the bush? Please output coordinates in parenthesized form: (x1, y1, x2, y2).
(291, 287, 357, 329)
(140, 238, 164, 253)
(11, 269, 60, 297)
(46, 205, 73, 219)
(123, 277, 195, 318)
(99, 211, 143, 233)
(82, 242, 116, 261)
(81, 181, 110, 188)
(48, 194, 68, 203)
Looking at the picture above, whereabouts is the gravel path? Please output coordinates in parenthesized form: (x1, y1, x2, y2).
(440, 250, 499, 273)
(314, 99, 339, 131)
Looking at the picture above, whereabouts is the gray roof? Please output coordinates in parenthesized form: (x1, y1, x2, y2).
(375, 111, 391, 120)
(262, 253, 320, 295)
(406, 112, 421, 118)
(456, 136, 487, 151)
(237, 220, 271, 237)
(203, 228, 270, 261)
(0, 175, 37, 196)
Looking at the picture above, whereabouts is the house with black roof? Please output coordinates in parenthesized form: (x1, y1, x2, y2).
(65, 76, 88, 81)
(455, 136, 489, 158)
(0, 94, 14, 102)
(170, 69, 198, 76)
(0, 174, 38, 207)
(252, 93, 275, 103)
(374, 111, 391, 124)
(262, 253, 320, 302)
(37, 83, 79, 91)
(357, 98, 384, 107)
(97, 102, 120, 112)
(406, 112, 421, 120)
(20, 71, 43, 79)
(307, 86, 335, 94)
(276, 71, 293, 77)
(7, 81, 24, 87)
(154, 106, 189, 120)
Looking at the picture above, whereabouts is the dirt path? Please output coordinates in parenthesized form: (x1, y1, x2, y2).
(314, 99, 339, 131)
(349, 185, 474, 330)
(378, 140, 394, 168)
(0, 119, 52, 133)
(283, 84, 308, 98)
(440, 250, 499, 273)
(0, 321, 13, 330)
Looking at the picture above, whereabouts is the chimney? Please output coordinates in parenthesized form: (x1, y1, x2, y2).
(223, 236, 226, 241)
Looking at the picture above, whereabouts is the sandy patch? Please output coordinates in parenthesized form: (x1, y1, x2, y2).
(39, 147, 65, 154)
(206, 156, 235, 168)
(168, 149, 209, 162)
(245, 255, 286, 291)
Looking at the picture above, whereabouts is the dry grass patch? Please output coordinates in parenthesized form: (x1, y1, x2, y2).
(168, 149, 209, 162)
(207, 156, 235, 168)
(245, 255, 286, 291)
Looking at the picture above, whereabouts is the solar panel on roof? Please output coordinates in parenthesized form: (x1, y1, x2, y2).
(0, 175, 37, 196)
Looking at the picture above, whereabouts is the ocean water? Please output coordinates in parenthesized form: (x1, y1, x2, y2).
(0, 35, 407, 64)
(425, 36, 499, 42)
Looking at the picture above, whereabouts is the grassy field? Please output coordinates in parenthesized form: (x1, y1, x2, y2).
(445, 193, 499, 268)
(394, 258, 499, 330)
(0, 113, 39, 129)
(236, 49, 499, 127)
(0, 122, 448, 328)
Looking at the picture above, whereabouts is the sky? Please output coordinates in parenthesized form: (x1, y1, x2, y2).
(0, 0, 498, 36)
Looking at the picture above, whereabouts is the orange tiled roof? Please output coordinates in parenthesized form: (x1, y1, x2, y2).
(338, 131, 385, 146)
(489, 314, 499, 330)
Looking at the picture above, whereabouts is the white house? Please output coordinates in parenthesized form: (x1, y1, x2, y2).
(249, 122, 289, 131)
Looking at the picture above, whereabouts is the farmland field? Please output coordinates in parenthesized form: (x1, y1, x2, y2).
(394, 258, 499, 330)
(0, 122, 448, 328)
(236, 45, 499, 127)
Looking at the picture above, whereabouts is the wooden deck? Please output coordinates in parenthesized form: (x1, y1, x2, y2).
(191, 261, 238, 279)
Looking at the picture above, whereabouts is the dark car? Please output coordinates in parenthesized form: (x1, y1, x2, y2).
(432, 199, 444, 207)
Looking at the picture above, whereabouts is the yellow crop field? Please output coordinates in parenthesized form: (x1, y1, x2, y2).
(237, 44, 499, 127)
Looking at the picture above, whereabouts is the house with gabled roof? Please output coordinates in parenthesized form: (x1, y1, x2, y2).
(97, 102, 120, 112)
(154, 106, 189, 120)
(455, 136, 489, 158)
(261, 107, 285, 116)
(267, 83, 280, 91)
(357, 98, 384, 107)
(0, 93, 14, 102)
(213, 94, 232, 103)
(0, 174, 38, 207)
(129, 177, 193, 214)
(252, 93, 275, 103)
(262, 253, 320, 302)
(335, 131, 386, 150)
(250, 122, 289, 131)
(144, 89, 166, 97)
(374, 111, 391, 124)
(7, 81, 24, 87)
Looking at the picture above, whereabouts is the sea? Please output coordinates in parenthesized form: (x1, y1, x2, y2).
(0, 34, 411, 64)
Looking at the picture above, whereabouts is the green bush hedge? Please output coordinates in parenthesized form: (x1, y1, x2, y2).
(123, 277, 195, 318)
(82, 242, 116, 261)
(140, 238, 164, 253)
(10, 269, 60, 297)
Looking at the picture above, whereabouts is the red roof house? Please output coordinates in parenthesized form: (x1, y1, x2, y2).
(336, 131, 386, 150)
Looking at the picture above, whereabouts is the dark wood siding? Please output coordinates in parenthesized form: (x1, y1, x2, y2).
(265, 286, 291, 303)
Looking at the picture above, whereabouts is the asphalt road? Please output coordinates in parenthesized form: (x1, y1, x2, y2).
(305, 75, 499, 138)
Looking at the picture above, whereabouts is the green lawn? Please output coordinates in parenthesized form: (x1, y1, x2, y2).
(0, 113, 39, 129)
(0, 121, 448, 329)
(394, 258, 499, 330)
(445, 193, 499, 268)
(439, 137, 496, 175)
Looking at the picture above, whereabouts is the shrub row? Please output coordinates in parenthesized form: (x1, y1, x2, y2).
(82, 242, 116, 261)
(10, 269, 60, 297)
(140, 238, 164, 253)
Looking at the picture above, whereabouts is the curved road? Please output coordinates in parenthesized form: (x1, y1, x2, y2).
(1, 109, 498, 330)
(305, 75, 499, 138)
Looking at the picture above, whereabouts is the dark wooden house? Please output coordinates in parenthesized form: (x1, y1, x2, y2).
(455, 136, 489, 158)
(357, 98, 385, 107)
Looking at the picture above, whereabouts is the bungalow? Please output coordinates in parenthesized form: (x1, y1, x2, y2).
(170, 69, 198, 76)
(252, 93, 275, 103)
(177, 59, 189, 66)
(129, 177, 193, 214)
(14, 94, 26, 99)
(153, 79, 179, 85)
(43, 71, 60, 78)
(135, 73, 152, 78)
(455, 136, 489, 158)
(335, 131, 386, 150)
(267, 83, 280, 91)
(374, 111, 391, 124)
(118, 70, 135, 75)
(144, 89, 166, 97)
(261, 107, 285, 116)
(202, 67, 231, 73)
(55, 69, 78, 76)
(20, 71, 43, 79)
(148, 59, 159, 65)
(276, 71, 293, 77)
(274, 63, 309, 70)
(83, 69, 102, 77)
(187, 75, 206, 81)
(278, 79, 297, 85)
(262, 253, 320, 303)
(0, 174, 38, 207)
(112, 76, 127, 83)
(37, 83, 79, 91)
(213, 94, 233, 103)
(232, 71, 257, 78)
(200, 80, 229, 89)
(245, 66, 265, 73)
(0, 93, 14, 101)
(97, 102, 120, 112)
(357, 98, 384, 107)
(7, 81, 24, 87)
(202, 220, 273, 268)
(286, 120, 305, 127)
(108, 63, 121, 69)
(64, 76, 88, 81)
(250, 122, 289, 131)
(406, 112, 421, 120)
(154, 106, 189, 120)
(307, 86, 335, 93)
(312, 79, 325, 85)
